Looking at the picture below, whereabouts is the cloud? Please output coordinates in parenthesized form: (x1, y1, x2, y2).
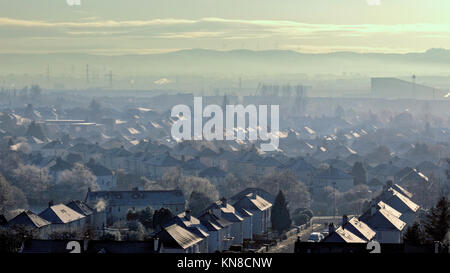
(366, 0, 381, 5)
(1, 16, 450, 54)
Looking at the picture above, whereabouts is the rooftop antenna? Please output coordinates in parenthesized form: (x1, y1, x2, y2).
(46, 64, 50, 82)
(86, 64, 90, 84)
(105, 70, 113, 87)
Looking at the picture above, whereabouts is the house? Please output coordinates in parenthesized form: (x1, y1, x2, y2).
(85, 189, 186, 226)
(7, 210, 51, 237)
(279, 157, 316, 183)
(341, 215, 376, 242)
(322, 226, 367, 243)
(203, 198, 245, 245)
(359, 201, 406, 244)
(38, 203, 87, 234)
(182, 157, 207, 176)
(378, 188, 420, 225)
(86, 159, 117, 190)
(233, 193, 272, 237)
(392, 183, 413, 199)
(48, 157, 72, 182)
(66, 200, 106, 231)
(170, 210, 210, 253)
(41, 140, 70, 157)
(144, 152, 181, 178)
(313, 166, 354, 192)
(230, 188, 276, 205)
(198, 210, 233, 252)
(199, 167, 227, 181)
(396, 168, 429, 185)
(156, 223, 204, 253)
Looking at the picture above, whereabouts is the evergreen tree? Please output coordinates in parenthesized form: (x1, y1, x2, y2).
(189, 191, 214, 217)
(424, 196, 450, 242)
(271, 190, 292, 234)
(403, 222, 425, 245)
(352, 162, 367, 186)
(152, 208, 173, 231)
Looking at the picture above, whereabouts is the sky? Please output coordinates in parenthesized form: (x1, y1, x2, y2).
(1, 0, 450, 55)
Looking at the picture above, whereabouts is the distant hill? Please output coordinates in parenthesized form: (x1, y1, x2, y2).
(1, 48, 450, 76)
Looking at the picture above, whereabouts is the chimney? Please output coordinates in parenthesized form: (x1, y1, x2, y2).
(185, 209, 191, 221)
(48, 200, 54, 207)
(221, 197, 227, 207)
(371, 206, 377, 216)
(342, 215, 348, 227)
(154, 237, 159, 252)
(328, 222, 336, 234)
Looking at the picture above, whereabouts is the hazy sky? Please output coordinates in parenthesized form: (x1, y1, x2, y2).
(1, 0, 450, 54)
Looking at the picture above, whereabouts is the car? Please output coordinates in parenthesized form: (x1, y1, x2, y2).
(307, 232, 324, 242)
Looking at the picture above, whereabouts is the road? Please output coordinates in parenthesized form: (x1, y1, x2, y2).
(267, 223, 322, 253)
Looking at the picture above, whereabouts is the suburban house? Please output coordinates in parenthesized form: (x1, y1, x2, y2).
(7, 210, 51, 237)
(322, 226, 367, 243)
(198, 210, 233, 253)
(313, 166, 354, 192)
(66, 200, 106, 231)
(85, 189, 186, 226)
(156, 223, 204, 253)
(170, 210, 210, 253)
(378, 188, 420, 225)
(86, 159, 117, 190)
(38, 203, 87, 234)
(232, 193, 272, 237)
(359, 201, 406, 244)
(341, 215, 376, 242)
(203, 198, 245, 245)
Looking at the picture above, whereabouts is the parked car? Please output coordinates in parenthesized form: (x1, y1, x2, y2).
(307, 232, 324, 242)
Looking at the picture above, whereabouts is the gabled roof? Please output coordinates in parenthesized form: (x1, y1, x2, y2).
(343, 217, 376, 241)
(322, 226, 366, 243)
(8, 210, 50, 228)
(87, 160, 113, 176)
(157, 223, 203, 249)
(315, 166, 352, 180)
(38, 204, 85, 224)
(182, 158, 207, 170)
(359, 202, 406, 232)
(49, 157, 72, 173)
(146, 153, 181, 167)
(230, 188, 275, 204)
(199, 167, 227, 178)
(203, 199, 244, 223)
(233, 193, 272, 212)
(382, 188, 420, 214)
(392, 184, 413, 199)
(198, 211, 233, 231)
(65, 200, 94, 216)
(398, 168, 429, 183)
